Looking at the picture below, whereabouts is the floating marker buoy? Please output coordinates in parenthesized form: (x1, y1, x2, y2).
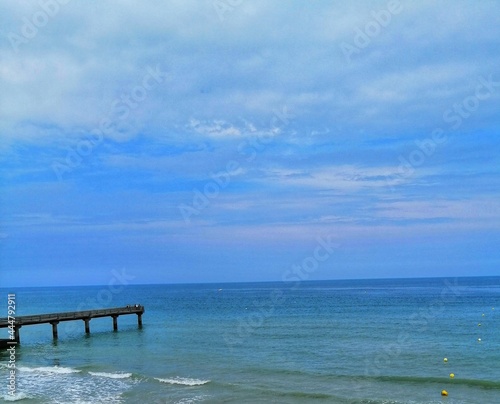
(478, 338, 482, 342)
(441, 390, 448, 396)
(443, 358, 448, 362)
(450, 373, 455, 378)
(478, 323, 481, 326)
(482, 313, 485, 317)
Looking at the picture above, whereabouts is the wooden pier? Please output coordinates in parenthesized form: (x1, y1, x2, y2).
(0, 305, 144, 344)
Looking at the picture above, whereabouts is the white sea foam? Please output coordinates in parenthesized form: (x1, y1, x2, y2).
(89, 371, 132, 379)
(154, 377, 210, 386)
(176, 395, 210, 404)
(18, 365, 81, 374)
(1, 392, 30, 401)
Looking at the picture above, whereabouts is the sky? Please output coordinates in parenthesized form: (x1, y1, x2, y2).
(0, 0, 499, 287)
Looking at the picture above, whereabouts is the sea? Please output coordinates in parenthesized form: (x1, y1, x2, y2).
(0, 277, 499, 403)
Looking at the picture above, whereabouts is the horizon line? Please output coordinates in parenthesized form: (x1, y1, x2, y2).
(2, 274, 499, 289)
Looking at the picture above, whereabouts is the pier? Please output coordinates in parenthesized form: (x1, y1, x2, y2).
(0, 305, 144, 344)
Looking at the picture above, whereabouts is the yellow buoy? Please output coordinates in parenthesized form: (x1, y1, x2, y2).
(443, 358, 448, 362)
(450, 373, 455, 378)
(441, 390, 448, 396)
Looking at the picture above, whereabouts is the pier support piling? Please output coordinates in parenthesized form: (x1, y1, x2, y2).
(84, 318, 90, 334)
(51, 321, 59, 339)
(112, 315, 118, 331)
(137, 313, 143, 328)
(14, 325, 21, 343)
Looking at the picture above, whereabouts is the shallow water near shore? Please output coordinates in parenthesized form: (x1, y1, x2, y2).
(1, 276, 499, 403)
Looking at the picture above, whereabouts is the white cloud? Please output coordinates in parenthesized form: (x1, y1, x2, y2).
(1, 0, 498, 145)
(259, 165, 422, 191)
(188, 119, 241, 138)
(374, 198, 500, 222)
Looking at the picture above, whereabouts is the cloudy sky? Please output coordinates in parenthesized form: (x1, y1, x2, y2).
(1, 0, 499, 287)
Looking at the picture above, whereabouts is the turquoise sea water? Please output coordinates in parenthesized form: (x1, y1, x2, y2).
(0, 277, 499, 403)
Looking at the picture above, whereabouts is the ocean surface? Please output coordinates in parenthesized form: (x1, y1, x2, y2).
(0, 277, 499, 403)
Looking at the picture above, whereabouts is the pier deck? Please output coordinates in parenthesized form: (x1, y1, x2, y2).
(0, 305, 144, 343)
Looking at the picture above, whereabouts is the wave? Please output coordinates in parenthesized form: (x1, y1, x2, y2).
(1, 392, 30, 402)
(89, 371, 132, 379)
(274, 390, 337, 399)
(175, 395, 210, 404)
(155, 377, 210, 386)
(355, 374, 500, 390)
(18, 365, 81, 374)
(247, 366, 311, 377)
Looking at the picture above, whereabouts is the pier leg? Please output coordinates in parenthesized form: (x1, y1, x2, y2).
(84, 318, 90, 334)
(51, 321, 59, 339)
(112, 315, 118, 331)
(137, 313, 143, 328)
(14, 325, 21, 344)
